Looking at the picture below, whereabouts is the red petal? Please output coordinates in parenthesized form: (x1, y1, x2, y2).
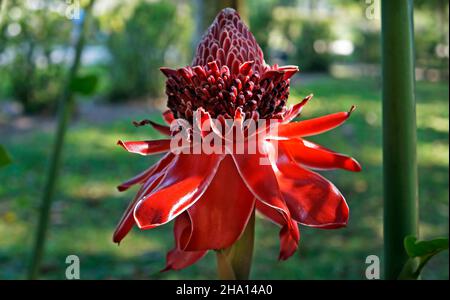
(117, 152, 175, 192)
(174, 212, 193, 249)
(256, 201, 299, 260)
(278, 106, 356, 138)
(194, 108, 223, 138)
(162, 248, 207, 272)
(231, 149, 289, 219)
(282, 94, 313, 124)
(117, 165, 156, 193)
(163, 110, 175, 125)
(279, 139, 361, 172)
(275, 146, 349, 228)
(160, 67, 178, 78)
(183, 155, 255, 251)
(260, 69, 284, 81)
(161, 211, 206, 271)
(132, 119, 171, 136)
(277, 65, 299, 80)
(113, 168, 168, 243)
(239, 61, 254, 76)
(231, 147, 299, 243)
(117, 139, 171, 155)
(133, 153, 224, 229)
(148, 121, 171, 136)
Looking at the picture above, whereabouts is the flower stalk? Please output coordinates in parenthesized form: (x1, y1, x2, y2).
(381, 0, 418, 279)
(216, 209, 255, 280)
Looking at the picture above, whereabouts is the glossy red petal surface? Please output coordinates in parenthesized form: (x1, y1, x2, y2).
(159, 212, 206, 271)
(148, 121, 171, 136)
(117, 152, 175, 192)
(256, 200, 299, 260)
(282, 94, 313, 124)
(275, 146, 349, 228)
(132, 119, 171, 136)
(183, 155, 255, 251)
(163, 110, 175, 125)
(278, 106, 356, 138)
(162, 248, 207, 272)
(116, 165, 156, 193)
(230, 146, 299, 247)
(231, 147, 289, 220)
(117, 139, 171, 155)
(133, 153, 224, 229)
(174, 212, 193, 249)
(280, 139, 361, 172)
(113, 164, 169, 243)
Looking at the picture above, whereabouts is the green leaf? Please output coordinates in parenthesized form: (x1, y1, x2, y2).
(70, 74, 98, 95)
(398, 236, 449, 279)
(0, 144, 12, 167)
(404, 236, 449, 258)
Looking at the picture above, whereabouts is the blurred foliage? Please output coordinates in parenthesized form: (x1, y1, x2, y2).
(414, 7, 449, 69)
(70, 73, 99, 96)
(248, 0, 275, 57)
(288, 20, 333, 72)
(0, 0, 72, 114)
(0, 0, 447, 112)
(0, 144, 12, 167)
(353, 29, 380, 64)
(246, 0, 448, 72)
(197, 0, 247, 31)
(105, 1, 193, 102)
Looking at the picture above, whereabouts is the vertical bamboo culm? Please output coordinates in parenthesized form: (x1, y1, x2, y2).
(381, 0, 419, 279)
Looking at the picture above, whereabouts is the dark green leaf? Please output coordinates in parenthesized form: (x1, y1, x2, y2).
(404, 236, 448, 258)
(0, 144, 12, 167)
(399, 236, 449, 279)
(70, 74, 98, 95)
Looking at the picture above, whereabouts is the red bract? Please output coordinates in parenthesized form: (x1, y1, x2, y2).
(113, 8, 361, 271)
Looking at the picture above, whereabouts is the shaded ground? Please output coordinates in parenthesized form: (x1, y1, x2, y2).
(0, 76, 448, 279)
(0, 100, 160, 137)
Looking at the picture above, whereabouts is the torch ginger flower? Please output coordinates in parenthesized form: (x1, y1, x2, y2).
(113, 8, 361, 273)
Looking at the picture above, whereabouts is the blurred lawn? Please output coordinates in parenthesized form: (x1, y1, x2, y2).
(0, 76, 448, 279)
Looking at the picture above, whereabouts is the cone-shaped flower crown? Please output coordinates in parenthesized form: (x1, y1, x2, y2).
(161, 8, 299, 121)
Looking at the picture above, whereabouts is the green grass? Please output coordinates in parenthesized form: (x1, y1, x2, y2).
(0, 76, 448, 279)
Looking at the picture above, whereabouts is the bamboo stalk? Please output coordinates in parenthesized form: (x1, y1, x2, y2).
(27, 0, 95, 279)
(381, 0, 419, 280)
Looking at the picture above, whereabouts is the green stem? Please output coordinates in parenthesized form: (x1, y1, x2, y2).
(216, 209, 255, 280)
(27, 0, 95, 279)
(381, 0, 418, 280)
